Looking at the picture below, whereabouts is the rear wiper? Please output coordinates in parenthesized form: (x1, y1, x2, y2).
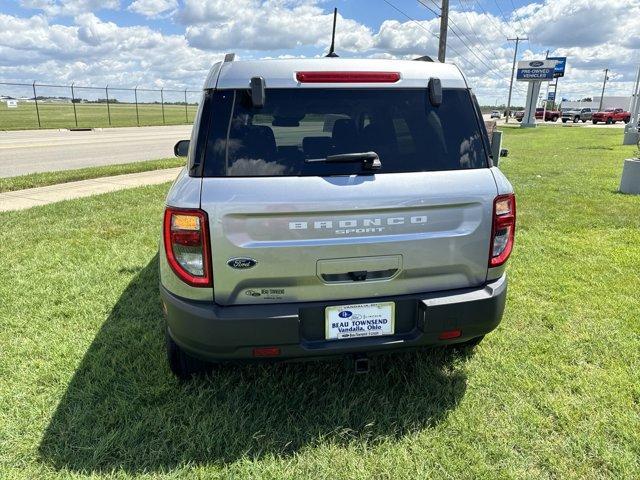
(305, 151, 381, 170)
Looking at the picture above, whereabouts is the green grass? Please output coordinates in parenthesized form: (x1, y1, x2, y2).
(0, 157, 185, 193)
(0, 102, 198, 130)
(0, 127, 639, 479)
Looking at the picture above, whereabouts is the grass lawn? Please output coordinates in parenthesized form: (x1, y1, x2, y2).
(0, 102, 198, 130)
(0, 157, 185, 193)
(0, 127, 638, 479)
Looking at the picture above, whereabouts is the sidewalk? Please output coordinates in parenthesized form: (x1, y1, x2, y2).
(0, 167, 182, 212)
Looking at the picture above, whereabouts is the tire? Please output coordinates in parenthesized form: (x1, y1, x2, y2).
(517, 119, 522, 122)
(166, 330, 211, 379)
(552, 116, 559, 122)
(606, 118, 613, 124)
(592, 120, 598, 124)
(562, 118, 567, 123)
(624, 117, 630, 124)
(582, 119, 586, 123)
(573, 116, 579, 123)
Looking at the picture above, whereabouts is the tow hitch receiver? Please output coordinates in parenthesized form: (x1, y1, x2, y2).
(353, 355, 370, 374)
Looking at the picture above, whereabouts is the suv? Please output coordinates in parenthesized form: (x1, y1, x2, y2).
(161, 57, 515, 378)
(591, 108, 631, 124)
(562, 107, 593, 123)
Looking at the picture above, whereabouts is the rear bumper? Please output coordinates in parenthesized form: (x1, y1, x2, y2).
(162, 274, 507, 362)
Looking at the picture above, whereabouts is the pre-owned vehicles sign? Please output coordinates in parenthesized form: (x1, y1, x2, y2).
(516, 60, 558, 81)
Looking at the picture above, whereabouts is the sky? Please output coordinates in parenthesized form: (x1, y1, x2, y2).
(0, 0, 639, 105)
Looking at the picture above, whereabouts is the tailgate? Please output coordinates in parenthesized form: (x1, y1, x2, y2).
(202, 169, 498, 305)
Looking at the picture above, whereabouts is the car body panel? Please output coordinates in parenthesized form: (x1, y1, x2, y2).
(200, 169, 499, 306)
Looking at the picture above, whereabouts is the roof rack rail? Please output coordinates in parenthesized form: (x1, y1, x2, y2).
(413, 55, 434, 62)
(224, 53, 236, 62)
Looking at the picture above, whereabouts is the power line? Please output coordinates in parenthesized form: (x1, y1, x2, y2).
(416, 0, 440, 18)
(381, 0, 439, 41)
(381, 0, 505, 81)
(438, 5, 506, 75)
(459, 0, 508, 64)
(416, 0, 505, 78)
(508, 0, 532, 49)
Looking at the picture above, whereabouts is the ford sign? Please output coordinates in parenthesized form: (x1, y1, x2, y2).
(338, 311, 353, 318)
(529, 61, 544, 67)
(227, 257, 257, 269)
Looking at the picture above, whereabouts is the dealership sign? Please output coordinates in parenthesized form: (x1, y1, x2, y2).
(516, 60, 558, 81)
(547, 56, 567, 78)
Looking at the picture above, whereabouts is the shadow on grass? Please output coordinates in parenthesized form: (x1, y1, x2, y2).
(39, 256, 470, 473)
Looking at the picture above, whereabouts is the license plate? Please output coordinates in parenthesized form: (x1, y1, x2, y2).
(325, 302, 395, 340)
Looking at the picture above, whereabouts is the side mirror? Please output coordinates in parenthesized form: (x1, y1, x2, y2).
(500, 148, 509, 158)
(428, 77, 442, 106)
(174, 139, 190, 157)
(250, 76, 265, 107)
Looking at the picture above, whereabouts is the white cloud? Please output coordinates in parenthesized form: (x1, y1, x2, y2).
(2, 0, 639, 105)
(19, 0, 120, 16)
(128, 0, 177, 18)
(0, 13, 223, 89)
(182, 1, 374, 52)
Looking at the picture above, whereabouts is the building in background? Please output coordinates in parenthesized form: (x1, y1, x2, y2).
(561, 96, 632, 111)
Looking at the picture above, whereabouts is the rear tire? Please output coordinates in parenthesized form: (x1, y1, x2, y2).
(624, 117, 630, 124)
(592, 120, 598, 124)
(582, 119, 586, 123)
(562, 118, 567, 123)
(166, 330, 211, 379)
(573, 116, 579, 123)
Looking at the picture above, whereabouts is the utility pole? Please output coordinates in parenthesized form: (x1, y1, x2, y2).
(438, 0, 449, 62)
(598, 68, 609, 111)
(505, 36, 528, 123)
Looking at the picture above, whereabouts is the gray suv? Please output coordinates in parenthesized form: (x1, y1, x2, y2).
(160, 56, 516, 377)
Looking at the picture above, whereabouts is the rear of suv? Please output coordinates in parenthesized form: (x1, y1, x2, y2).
(160, 57, 516, 378)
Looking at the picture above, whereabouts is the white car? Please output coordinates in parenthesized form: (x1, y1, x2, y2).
(490, 110, 501, 119)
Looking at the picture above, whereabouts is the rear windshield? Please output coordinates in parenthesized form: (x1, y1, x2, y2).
(200, 88, 489, 177)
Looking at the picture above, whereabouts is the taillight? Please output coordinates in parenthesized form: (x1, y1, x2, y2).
(163, 207, 212, 287)
(295, 71, 401, 83)
(489, 194, 516, 267)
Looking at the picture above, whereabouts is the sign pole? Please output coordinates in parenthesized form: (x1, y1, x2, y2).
(623, 64, 640, 145)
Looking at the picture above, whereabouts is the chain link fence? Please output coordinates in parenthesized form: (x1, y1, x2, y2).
(0, 82, 201, 130)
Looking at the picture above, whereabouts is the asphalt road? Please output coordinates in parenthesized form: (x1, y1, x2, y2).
(0, 125, 192, 178)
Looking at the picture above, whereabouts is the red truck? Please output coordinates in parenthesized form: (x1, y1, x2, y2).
(591, 108, 631, 124)
(515, 108, 560, 122)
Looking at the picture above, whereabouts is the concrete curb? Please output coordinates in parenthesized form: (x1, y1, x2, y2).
(0, 167, 182, 212)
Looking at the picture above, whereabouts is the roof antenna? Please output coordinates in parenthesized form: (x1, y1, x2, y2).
(326, 8, 339, 57)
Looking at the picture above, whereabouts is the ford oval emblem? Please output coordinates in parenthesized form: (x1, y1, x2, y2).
(338, 311, 353, 318)
(227, 257, 257, 269)
(529, 61, 544, 67)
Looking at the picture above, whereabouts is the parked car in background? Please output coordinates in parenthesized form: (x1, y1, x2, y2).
(515, 108, 560, 122)
(562, 107, 593, 123)
(161, 56, 515, 378)
(591, 108, 631, 124)
(490, 110, 501, 119)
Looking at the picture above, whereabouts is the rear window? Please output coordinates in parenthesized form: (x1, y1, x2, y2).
(201, 88, 489, 177)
